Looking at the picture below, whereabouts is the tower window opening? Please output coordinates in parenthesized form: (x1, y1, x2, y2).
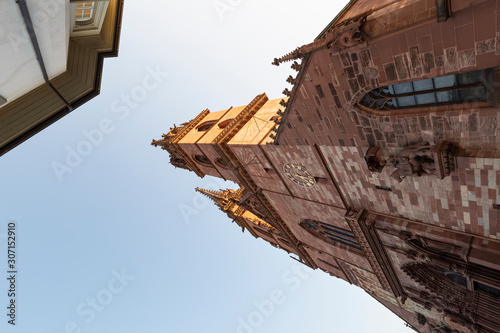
(218, 118, 234, 129)
(193, 154, 211, 167)
(196, 120, 217, 132)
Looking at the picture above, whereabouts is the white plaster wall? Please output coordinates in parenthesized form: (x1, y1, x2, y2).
(0, 0, 69, 107)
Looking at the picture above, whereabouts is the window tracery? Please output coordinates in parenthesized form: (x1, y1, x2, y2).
(300, 219, 361, 250)
(359, 69, 491, 111)
(403, 261, 500, 333)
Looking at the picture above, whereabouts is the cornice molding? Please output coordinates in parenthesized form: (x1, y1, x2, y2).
(172, 109, 210, 144)
(213, 93, 268, 144)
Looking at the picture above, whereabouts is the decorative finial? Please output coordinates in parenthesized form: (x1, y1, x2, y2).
(291, 61, 301, 71)
(286, 75, 296, 85)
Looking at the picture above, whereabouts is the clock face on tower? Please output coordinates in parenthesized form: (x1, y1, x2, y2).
(283, 163, 316, 188)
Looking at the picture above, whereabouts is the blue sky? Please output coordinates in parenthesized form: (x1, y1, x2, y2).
(0, 1, 415, 332)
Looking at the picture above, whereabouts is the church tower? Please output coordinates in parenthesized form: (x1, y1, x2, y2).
(151, 94, 304, 257)
(152, 93, 286, 183)
(153, 1, 500, 332)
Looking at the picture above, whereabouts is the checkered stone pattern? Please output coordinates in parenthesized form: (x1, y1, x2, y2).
(319, 145, 500, 239)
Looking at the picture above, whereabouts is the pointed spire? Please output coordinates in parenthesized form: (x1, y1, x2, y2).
(196, 187, 276, 232)
(195, 188, 229, 205)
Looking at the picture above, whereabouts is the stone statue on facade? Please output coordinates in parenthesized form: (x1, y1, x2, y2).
(387, 142, 437, 182)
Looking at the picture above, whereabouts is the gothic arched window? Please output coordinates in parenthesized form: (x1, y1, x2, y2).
(433, 266, 469, 288)
(359, 68, 490, 111)
(427, 265, 500, 297)
(300, 219, 361, 250)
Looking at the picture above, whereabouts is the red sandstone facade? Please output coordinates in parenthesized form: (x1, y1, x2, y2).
(153, 1, 500, 332)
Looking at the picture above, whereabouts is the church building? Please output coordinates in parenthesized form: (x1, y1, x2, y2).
(152, 1, 500, 331)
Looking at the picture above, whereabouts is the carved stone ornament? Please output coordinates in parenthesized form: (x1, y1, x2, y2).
(401, 262, 482, 331)
(382, 141, 458, 182)
(290, 61, 301, 71)
(395, 230, 469, 263)
(283, 163, 316, 188)
(271, 17, 367, 66)
(344, 208, 361, 220)
(364, 147, 385, 173)
(433, 141, 459, 180)
(238, 194, 268, 221)
(332, 27, 366, 49)
(386, 142, 437, 182)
